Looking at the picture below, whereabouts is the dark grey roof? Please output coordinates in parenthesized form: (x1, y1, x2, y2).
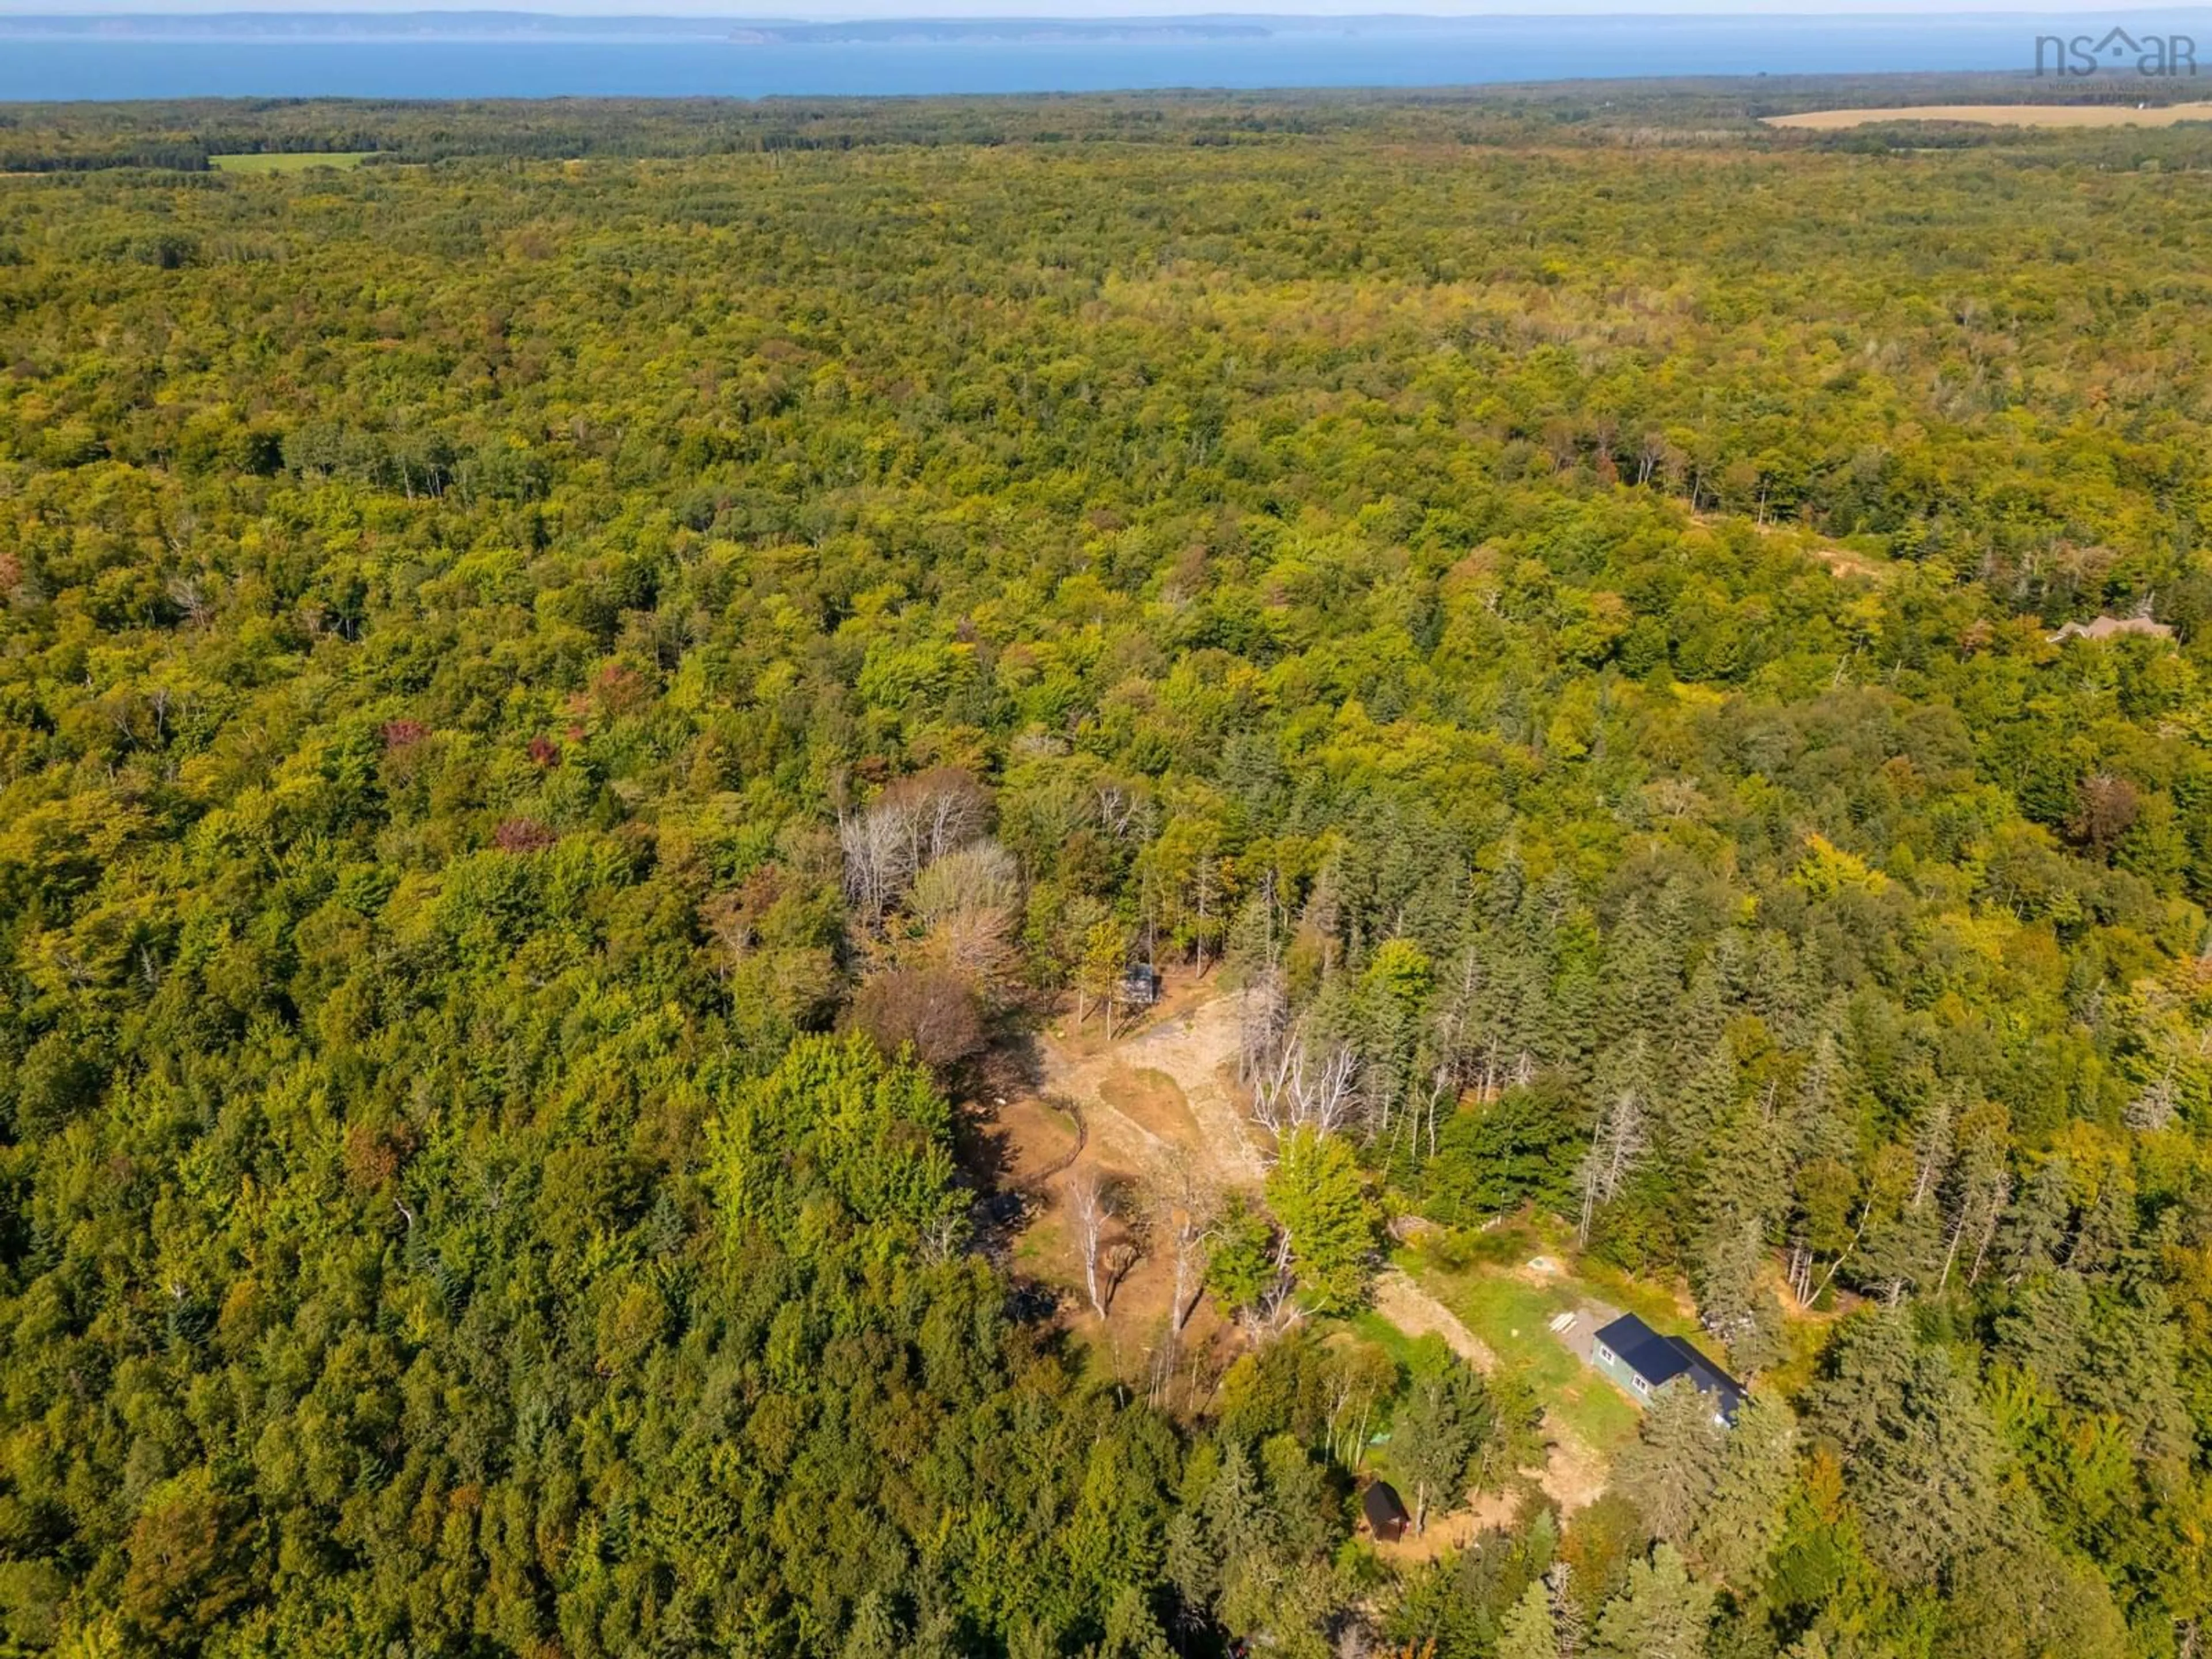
(1595, 1313, 1745, 1420)
(1361, 1480, 1409, 1528)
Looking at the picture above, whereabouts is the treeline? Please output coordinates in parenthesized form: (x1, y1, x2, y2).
(1, 93, 2210, 1658)
(0, 138, 215, 173)
(10, 79, 2212, 173)
(0, 96, 1401, 172)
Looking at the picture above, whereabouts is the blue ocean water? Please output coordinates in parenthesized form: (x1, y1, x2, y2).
(0, 16, 2193, 102)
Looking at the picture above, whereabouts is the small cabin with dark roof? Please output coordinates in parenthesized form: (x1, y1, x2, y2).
(1592, 1313, 1745, 1425)
(1361, 1479, 1410, 1543)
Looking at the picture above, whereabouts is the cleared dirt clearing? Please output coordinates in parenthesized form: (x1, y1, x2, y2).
(1767, 103, 2212, 130)
(1039, 991, 1266, 1189)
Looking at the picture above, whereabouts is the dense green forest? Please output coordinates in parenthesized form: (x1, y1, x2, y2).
(2, 86, 2212, 1659)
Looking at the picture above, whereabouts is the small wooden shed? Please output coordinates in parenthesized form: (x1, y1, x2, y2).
(1361, 1479, 1410, 1543)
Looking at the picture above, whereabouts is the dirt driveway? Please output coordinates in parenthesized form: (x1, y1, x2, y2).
(1552, 1301, 1623, 1369)
(1372, 1269, 1498, 1371)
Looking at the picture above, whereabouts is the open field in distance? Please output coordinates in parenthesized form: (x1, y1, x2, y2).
(1767, 101, 2212, 128)
(209, 151, 371, 172)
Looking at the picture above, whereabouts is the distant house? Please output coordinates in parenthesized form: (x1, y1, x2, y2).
(1117, 964, 1161, 1009)
(1591, 1313, 1745, 1425)
(1361, 1480, 1410, 1543)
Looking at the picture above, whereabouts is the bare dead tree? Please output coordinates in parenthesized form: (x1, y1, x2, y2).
(1418, 1061, 1455, 1163)
(1238, 1274, 1306, 1340)
(1146, 1163, 1218, 1410)
(1237, 968, 1291, 1088)
(1804, 1197, 1874, 1308)
(1548, 1560, 1585, 1659)
(840, 768, 991, 931)
(1145, 1157, 1221, 1336)
(911, 770, 989, 868)
(167, 574, 214, 629)
(1094, 779, 1156, 842)
(1577, 1084, 1649, 1245)
(1296, 1044, 1359, 1137)
(1940, 1131, 2012, 1293)
(1248, 1038, 1301, 1139)
(1068, 1169, 1111, 1319)
(1248, 1027, 1360, 1147)
(920, 1211, 964, 1266)
(1909, 1093, 1956, 1212)
(1188, 843, 1221, 976)
(1406, 946, 1483, 1160)
(839, 808, 905, 930)
(2127, 1060, 2182, 1133)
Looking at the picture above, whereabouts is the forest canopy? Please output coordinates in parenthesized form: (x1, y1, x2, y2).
(1, 88, 2211, 1659)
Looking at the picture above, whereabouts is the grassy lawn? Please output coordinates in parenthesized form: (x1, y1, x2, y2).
(211, 153, 373, 173)
(1391, 1236, 1649, 1456)
(1458, 1270, 1641, 1453)
(1343, 1309, 1449, 1378)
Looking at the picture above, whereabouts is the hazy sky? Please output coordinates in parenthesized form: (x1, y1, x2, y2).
(3, 0, 2206, 16)
(4, 1, 2208, 13)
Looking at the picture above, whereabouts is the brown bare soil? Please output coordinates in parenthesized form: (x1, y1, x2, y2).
(986, 988, 1624, 1511)
(1378, 1506, 1488, 1564)
(1803, 540, 1888, 582)
(1767, 103, 2212, 130)
(1097, 1065, 1206, 1151)
(994, 1094, 1081, 1185)
(1014, 1160, 1241, 1403)
(1034, 984, 1266, 1190)
(1535, 1423, 1611, 1515)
